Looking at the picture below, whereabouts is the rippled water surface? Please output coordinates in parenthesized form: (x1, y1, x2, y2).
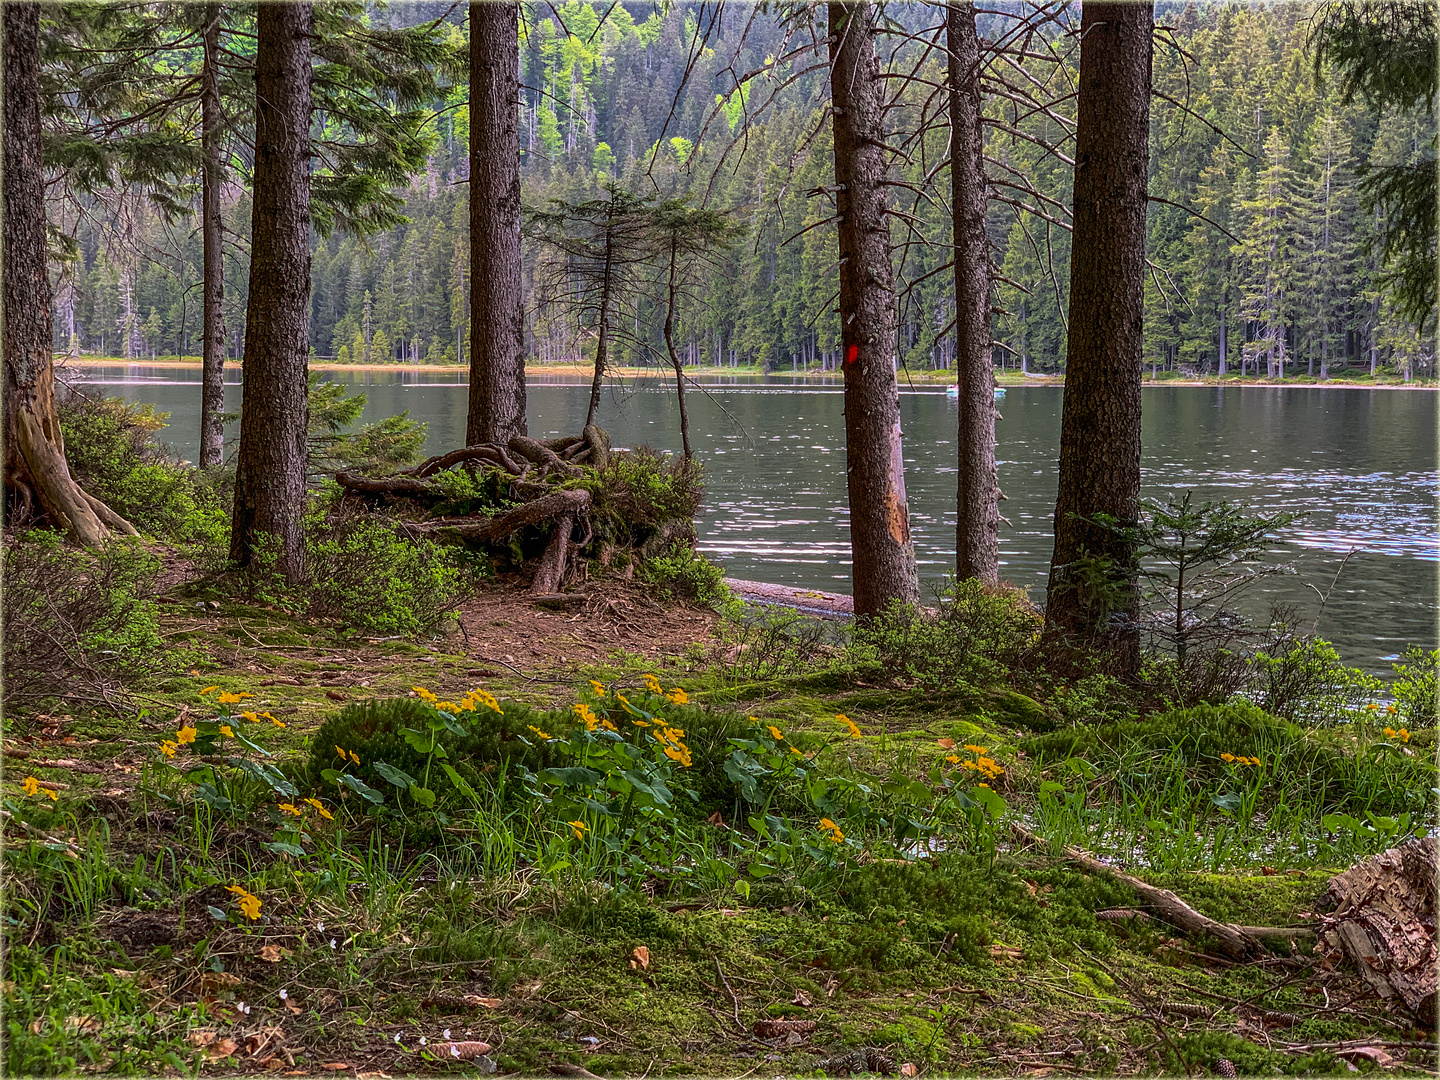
(73, 365, 1437, 671)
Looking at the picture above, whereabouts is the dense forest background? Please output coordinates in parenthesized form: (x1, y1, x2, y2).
(53, 0, 1437, 379)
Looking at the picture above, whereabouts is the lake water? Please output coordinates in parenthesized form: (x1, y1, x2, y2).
(67, 364, 1437, 672)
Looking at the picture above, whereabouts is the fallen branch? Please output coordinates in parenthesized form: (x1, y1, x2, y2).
(1011, 823, 1294, 960)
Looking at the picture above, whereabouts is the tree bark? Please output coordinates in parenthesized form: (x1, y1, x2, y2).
(229, 2, 312, 582)
(663, 235, 693, 458)
(948, 2, 999, 586)
(199, 1, 226, 470)
(466, 1, 527, 445)
(586, 225, 615, 431)
(2, 2, 135, 545)
(828, 1, 919, 617)
(1043, 1, 1152, 675)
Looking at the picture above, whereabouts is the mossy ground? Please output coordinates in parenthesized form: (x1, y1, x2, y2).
(5, 583, 1434, 1078)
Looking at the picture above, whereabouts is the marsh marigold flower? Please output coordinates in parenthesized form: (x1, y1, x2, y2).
(667, 687, 689, 705)
(176, 725, 198, 745)
(589, 680, 606, 696)
(216, 691, 252, 706)
(21, 776, 40, 796)
(836, 714, 862, 738)
(527, 725, 552, 741)
(160, 740, 178, 758)
(767, 725, 784, 742)
(568, 820, 589, 841)
(226, 884, 262, 921)
(278, 803, 303, 817)
(219, 724, 234, 737)
(304, 798, 334, 820)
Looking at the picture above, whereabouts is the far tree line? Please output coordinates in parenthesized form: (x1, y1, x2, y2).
(50, 2, 1437, 384)
(4, 0, 1435, 677)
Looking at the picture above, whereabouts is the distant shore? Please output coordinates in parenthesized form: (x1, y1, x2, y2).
(60, 356, 1436, 390)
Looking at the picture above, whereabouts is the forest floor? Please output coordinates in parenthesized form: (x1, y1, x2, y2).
(5, 570, 1436, 1078)
(58, 356, 1438, 389)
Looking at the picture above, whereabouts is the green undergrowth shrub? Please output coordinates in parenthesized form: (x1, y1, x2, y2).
(1023, 701, 1434, 817)
(1248, 636, 1382, 725)
(305, 513, 467, 634)
(852, 579, 1042, 690)
(199, 513, 468, 636)
(639, 542, 727, 606)
(304, 696, 565, 808)
(579, 448, 704, 544)
(1, 530, 175, 713)
(57, 390, 227, 545)
(1390, 646, 1438, 729)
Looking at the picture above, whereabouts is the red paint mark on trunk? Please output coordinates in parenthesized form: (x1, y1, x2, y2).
(844, 344, 859, 367)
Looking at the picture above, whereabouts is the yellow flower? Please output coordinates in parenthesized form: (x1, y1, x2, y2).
(632, 719, 650, 727)
(667, 687, 689, 705)
(270, 716, 286, 729)
(216, 691, 252, 705)
(616, 694, 639, 715)
(945, 754, 960, 765)
(219, 724, 234, 737)
(964, 744, 987, 755)
(1221, 752, 1235, 762)
(642, 674, 663, 693)
(601, 718, 618, 732)
(819, 817, 845, 843)
(199, 686, 219, 696)
(348, 751, 360, 766)
(837, 715, 862, 738)
(589, 680, 606, 696)
(527, 725, 552, 741)
(304, 798, 334, 820)
(278, 803, 302, 817)
(1366, 702, 1380, 710)
(1385, 704, 1398, 715)
(767, 725, 784, 741)
(412, 686, 437, 702)
(573, 702, 600, 731)
(226, 885, 262, 921)
(568, 819, 589, 841)
(749, 716, 760, 724)
(790, 746, 803, 756)
(466, 689, 502, 714)
(176, 725, 198, 745)
(21, 776, 40, 796)
(159, 741, 178, 758)
(335, 745, 348, 760)
(239, 711, 260, 723)
(1398, 728, 1410, 743)
(44, 788, 57, 801)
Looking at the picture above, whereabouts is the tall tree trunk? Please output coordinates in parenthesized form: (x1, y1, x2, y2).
(663, 236, 692, 459)
(829, 1, 919, 616)
(585, 227, 615, 430)
(466, 1, 527, 445)
(228, 2, 312, 582)
(1043, 0, 1152, 675)
(948, 1, 999, 585)
(199, 2, 226, 469)
(2, 2, 134, 544)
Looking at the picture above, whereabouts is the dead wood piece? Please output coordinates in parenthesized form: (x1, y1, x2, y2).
(335, 470, 441, 501)
(1318, 837, 1437, 1025)
(477, 488, 591, 544)
(403, 445, 505, 478)
(1012, 823, 1266, 960)
(529, 512, 575, 595)
(509, 435, 582, 477)
(531, 592, 586, 611)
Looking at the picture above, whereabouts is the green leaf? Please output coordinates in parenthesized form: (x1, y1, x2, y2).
(206, 905, 228, 921)
(262, 840, 307, 857)
(410, 786, 436, 808)
(539, 766, 605, 788)
(339, 773, 385, 805)
(372, 761, 417, 789)
(439, 762, 479, 802)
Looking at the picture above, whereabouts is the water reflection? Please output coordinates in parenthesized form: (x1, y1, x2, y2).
(68, 364, 1437, 670)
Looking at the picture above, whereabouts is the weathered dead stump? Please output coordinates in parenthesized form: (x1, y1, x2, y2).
(333, 431, 696, 599)
(1317, 837, 1437, 1025)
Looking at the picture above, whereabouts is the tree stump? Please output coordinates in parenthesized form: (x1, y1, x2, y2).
(1318, 837, 1437, 1025)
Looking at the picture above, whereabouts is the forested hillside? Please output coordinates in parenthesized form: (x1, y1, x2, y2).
(55, 0, 1436, 379)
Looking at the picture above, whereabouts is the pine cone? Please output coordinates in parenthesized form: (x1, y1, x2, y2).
(1215, 1058, 1237, 1078)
